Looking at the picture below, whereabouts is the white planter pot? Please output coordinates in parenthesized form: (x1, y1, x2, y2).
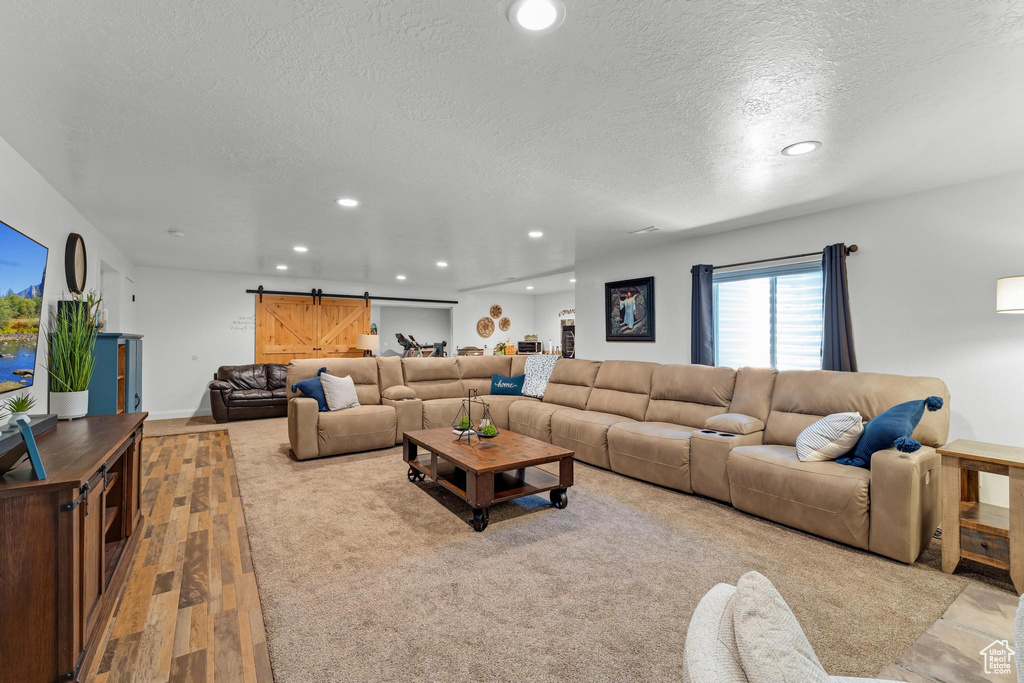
(51, 390, 89, 420)
(7, 411, 29, 427)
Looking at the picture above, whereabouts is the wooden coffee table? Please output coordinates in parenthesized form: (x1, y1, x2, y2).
(403, 428, 574, 531)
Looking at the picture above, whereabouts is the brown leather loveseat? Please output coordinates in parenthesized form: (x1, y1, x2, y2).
(209, 363, 288, 423)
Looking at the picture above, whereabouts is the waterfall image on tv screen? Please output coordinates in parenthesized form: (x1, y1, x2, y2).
(0, 219, 47, 395)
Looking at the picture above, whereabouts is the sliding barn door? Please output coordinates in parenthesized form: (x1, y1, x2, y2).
(254, 294, 370, 363)
(254, 295, 317, 363)
(317, 298, 370, 358)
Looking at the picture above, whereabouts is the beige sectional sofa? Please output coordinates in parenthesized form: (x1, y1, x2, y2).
(286, 355, 949, 564)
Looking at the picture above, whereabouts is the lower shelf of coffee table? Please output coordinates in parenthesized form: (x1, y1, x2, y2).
(411, 456, 561, 505)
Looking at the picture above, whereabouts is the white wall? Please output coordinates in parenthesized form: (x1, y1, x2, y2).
(135, 268, 457, 419)
(373, 305, 452, 356)
(534, 291, 575, 353)
(0, 136, 136, 411)
(576, 171, 1024, 506)
(452, 292, 536, 353)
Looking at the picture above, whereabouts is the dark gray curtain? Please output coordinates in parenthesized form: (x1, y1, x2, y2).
(822, 243, 858, 371)
(691, 264, 714, 365)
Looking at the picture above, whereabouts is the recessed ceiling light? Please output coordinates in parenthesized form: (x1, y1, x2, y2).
(436, 261, 448, 268)
(526, 285, 534, 290)
(528, 231, 544, 238)
(293, 245, 308, 252)
(508, 0, 565, 33)
(569, 278, 576, 283)
(336, 198, 360, 207)
(276, 265, 288, 270)
(396, 274, 407, 280)
(167, 229, 185, 238)
(781, 141, 821, 156)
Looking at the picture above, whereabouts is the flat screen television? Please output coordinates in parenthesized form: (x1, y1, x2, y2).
(0, 219, 47, 395)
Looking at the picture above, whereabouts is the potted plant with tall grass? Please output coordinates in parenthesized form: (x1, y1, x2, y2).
(45, 292, 100, 420)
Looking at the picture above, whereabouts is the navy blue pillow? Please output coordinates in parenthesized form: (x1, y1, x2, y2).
(291, 367, 329, 412)
(836, 396, 944, 468)
(490, 373, 526, 396)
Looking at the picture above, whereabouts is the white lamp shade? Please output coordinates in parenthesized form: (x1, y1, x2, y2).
(356, 334, 379, 350)
(997, 276, 1024, 314)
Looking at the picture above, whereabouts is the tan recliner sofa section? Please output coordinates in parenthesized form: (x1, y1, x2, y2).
(285, 355, 950, 564)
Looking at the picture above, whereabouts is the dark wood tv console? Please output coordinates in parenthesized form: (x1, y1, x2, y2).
(0, 412, 147, 682)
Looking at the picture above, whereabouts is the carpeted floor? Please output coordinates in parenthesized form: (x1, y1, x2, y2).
(161, 416, 1011, 682)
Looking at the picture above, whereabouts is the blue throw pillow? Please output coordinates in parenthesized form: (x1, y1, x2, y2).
(490, 373, 526, 396)
(836, 396, 944, 468)
(290, 367, 329, 412)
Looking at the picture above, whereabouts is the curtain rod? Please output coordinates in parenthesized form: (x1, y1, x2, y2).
(245, 286, 458, 305)
(715, 244, 858, 271)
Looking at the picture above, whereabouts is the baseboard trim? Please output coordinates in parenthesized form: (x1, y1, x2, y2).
(146, 409, 214, 421)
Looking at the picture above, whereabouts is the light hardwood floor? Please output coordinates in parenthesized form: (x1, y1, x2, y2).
(87, 431, 272, 682)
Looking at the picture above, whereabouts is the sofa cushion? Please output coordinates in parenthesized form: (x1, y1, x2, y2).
(508, 400, 568, 442)
(288, 358, 381, 406)
(402, 357, 464, 400)
(421, 398, 479, 430)
(732, 571, 827, 683)
(382, 385, 416, 400)
(683, 583, 745, 683)
(376, 356, 405, 392)
(231, 389, 284, 407)
(585, 360, 657, 421)
(478, 394, 536, 430)
(542, 358, 601, 409)
(217, 364, 269, 391)
(728, 366, 778, 423)
(317, 404, 397, 456)
(763, 370, 949, 449)
(510, 355, 528, 376)
(728, 445, 871, 549)
(266, 363, 288, 390)
(645, 364, 735, 427)
(607, 421, 694, 492)
(457, 355, 513, 395)
(551, 409, 633, 469)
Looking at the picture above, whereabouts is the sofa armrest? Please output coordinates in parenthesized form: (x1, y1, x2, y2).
(690, 430, 764, 502)
(208, 381, 233, 423)
(704, 413, 765, 436)
(382, 385, 417, 401)
(869, 446, 940, 563)
(383, 397, 422, 444)
(288, 397, 320, 460)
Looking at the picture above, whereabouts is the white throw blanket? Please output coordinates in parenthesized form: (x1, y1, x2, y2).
(523, 355, 559, 398)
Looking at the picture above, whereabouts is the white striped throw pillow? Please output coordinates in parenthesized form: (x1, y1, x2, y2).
(796, 412, 864, 462)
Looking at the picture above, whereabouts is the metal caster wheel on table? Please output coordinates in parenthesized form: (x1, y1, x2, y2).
(551, 489, 568, 509)
(407, 466, 425, 483)
(472, 507, 489, 532)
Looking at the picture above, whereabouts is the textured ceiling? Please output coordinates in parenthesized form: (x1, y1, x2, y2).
(465, 270, 576, 295)
(0, 1, 1022, 289)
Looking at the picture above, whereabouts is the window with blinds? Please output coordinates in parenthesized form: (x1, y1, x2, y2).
(713, 262, 824, 371)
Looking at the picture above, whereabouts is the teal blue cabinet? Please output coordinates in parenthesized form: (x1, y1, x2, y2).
(88, 333, 143, 415)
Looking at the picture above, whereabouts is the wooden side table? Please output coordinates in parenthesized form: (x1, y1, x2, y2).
(939, 439, 1024, 594)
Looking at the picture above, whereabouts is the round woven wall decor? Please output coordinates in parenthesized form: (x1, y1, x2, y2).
(499, 317, 511, 331)
(477, 317, 495, 337)
(490, 304, 502, 318)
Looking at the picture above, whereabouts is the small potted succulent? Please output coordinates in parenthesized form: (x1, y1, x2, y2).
(4, 393, 36, 427)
